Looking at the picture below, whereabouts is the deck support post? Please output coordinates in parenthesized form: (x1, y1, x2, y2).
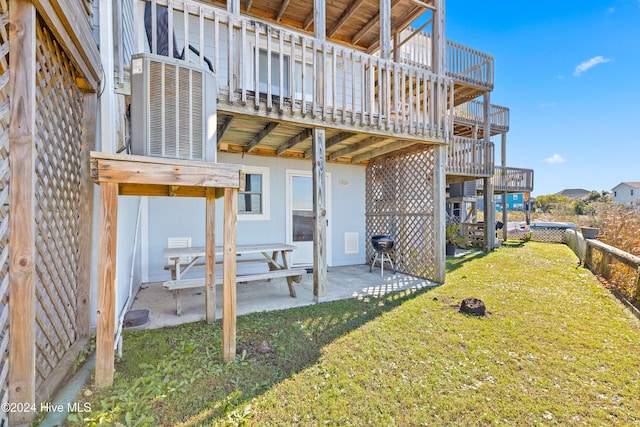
(222, 188, 238, 361)
(96, 183, 119, 389)
(433, 145, 447, 283)
(482, 92, 495, 251)
(206, 188, 216, 323)
(312, 0, 327, 301)
(8, 1, 37, 422)
(501, 132, 508, 241)
(312, 129, 328, 300)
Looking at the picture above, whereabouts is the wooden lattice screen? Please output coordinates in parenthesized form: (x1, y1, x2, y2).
(32, 19, 85, 389)
(366, 147, 437, 280)
(0, 0, 10, 422)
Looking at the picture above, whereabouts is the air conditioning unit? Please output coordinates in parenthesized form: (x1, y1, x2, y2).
(130, 53, 217, 162)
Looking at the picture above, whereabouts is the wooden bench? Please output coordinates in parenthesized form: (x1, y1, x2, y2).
(163, 268, 306, 315)
(163, 259, 267, 280)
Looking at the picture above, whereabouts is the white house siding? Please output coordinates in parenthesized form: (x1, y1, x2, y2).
(143, 153, 367, 283)
(612, 183, 640, 207)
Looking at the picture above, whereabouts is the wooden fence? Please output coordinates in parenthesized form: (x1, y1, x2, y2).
(4, 2, 98, 423)
(0, 1, 10, 423)
(584, 238, 640, 306)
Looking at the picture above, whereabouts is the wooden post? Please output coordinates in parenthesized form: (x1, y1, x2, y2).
(380, 0, 391, 60)
(222, 187, 238, 362)
(95, 183, 119, 388)
(432, 0, 445, 76)
(77, 92, 97, 339)
(482, 91, 494, 251)
(312, 0, 327, 301)
(501, 133, 508, 241)
(433, 146, 446, 283)
(584, 242, 593, 269)
(312, 129, 327, 300)
(206, 188, 216, 323)
(634, 267, 640, 305)
(8, 1, 36, 422)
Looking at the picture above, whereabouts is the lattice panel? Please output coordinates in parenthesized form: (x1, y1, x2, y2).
(509, 228, 567, 244)
(33, 20, 84, 389)
(0, 0, 10, 422)
(366, 147, 437, 280)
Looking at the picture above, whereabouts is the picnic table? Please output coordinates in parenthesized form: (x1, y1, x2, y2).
(162, 243, 306, 315)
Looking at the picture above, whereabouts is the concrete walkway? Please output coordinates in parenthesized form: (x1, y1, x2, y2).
(130, 264, 439, 329)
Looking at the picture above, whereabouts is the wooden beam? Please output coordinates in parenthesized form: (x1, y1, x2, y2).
(327, 0, 367, 37)
(326, 132, 355, 149)
(246, 122, 279, 153)
(432, 0, 446, 75)
(303, 132, 355, 158)
(8, 1, 36, 422)
(380, 0, 391, 60)
(352, 0, 401, 45)
(482, 91, 494, 251)
(276, 0, 291, 21)
(90, 152, 243, 188)
(276, 128, 312, 155)
(407, 0, 436, 10)
(351, 140, 418, 163)
(32, 0, 101, 91)
(95, 182, 118, 388)
(222, 187, 238, 362)
(206, 188, 216, 323)
(394, 18, 432, 51)
(366, 6, 425, 54)
(245, 0, 253, 12)
(312, 129, 327, 300)
(77, 92, 97, 340)
(217, 115, 234, 147)
(303, 11, 314, 30)
(433, 145, 446, 283)
(328, 136, 385, 160)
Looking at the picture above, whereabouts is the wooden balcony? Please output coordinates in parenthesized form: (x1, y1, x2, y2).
(477, 166, 535, 193)
(446, 136, 494, 180)
(117, 0, 458, 163)
(397, 26, 494, 105)
(453, 100, 509, 138)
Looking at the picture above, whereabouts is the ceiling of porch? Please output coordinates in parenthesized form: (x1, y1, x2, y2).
(215, 113, 428, 164)
(206, 0, 434, 53)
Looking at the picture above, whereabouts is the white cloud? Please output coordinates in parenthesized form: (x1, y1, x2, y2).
(607, 7, 615, 14)
(573, 56, 611, 76)
(539, 102, 556, 108)
(545, 153, 565, 165)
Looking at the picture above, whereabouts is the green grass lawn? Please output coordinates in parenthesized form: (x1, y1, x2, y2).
(70, 242, 640, 426)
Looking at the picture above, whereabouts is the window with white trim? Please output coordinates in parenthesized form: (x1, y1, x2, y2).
(238, 166, 270, 221)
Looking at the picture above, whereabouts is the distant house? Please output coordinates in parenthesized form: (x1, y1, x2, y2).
(611, 182, 640, 207)
(555, 189, 590, 199)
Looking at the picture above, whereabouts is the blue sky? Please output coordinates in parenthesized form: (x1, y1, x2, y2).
(423, 1, 640, 196)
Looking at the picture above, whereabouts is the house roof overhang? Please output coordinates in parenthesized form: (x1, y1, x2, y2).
(209, 0, 433, 53)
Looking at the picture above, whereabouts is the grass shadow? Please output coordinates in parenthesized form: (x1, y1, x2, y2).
(85, 284, 438, 425)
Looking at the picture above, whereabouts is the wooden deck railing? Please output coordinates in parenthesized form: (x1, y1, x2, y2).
(584, 238, 640, 306)
(116, 0, 454, 141)
(478, 166, 534, 192)
(453, 100, 509, 131)
(446, 40, 494, 90)
(397, 26, 494, 91)
(446, 136, 494, 177)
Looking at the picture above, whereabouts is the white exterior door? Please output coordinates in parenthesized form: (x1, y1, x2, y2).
(286, 170, 331, 266)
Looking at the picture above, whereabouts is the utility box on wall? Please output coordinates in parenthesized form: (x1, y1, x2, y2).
(130, 53, 217, 162)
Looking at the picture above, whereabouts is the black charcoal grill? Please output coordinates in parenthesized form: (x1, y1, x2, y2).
(369, 235, 396, 276)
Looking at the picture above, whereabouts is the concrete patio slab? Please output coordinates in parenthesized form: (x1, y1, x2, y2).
(129, 264, 439, 329)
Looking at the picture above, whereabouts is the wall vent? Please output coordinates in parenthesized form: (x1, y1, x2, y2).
(344, 232, 359, 255)
(130, 53, 217, 162)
